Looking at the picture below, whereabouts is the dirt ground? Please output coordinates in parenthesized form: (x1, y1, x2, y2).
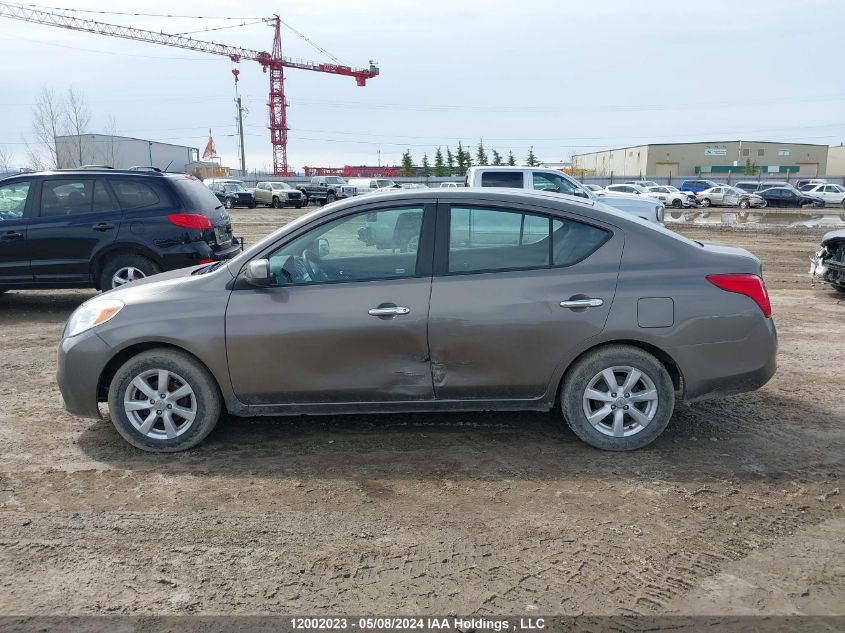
(0, 209, 843, 617)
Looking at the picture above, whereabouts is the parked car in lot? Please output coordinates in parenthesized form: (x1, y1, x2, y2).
(399, 183, 430, 190)
(439, 182, 460, 188)
(678, 179, 719, 194)
(604, 183, 668, 203)
(697, 186, 767, 209)
(644, 185, 698, 209)
(465, 166, 664, 224)
(795, 178, 826, 190)
(0, 169, 240, 293)
(207, 181, 256, 209)
(757, 187, 824, 208)
(56, 188, 777, 453)
(347, 178, 400, 195)
(810, 229, 845, 292)
(799, 183, 845, 208)
(298, 176, 357, 205)
(624, 180, 659, 188)
(251, 181, 304, 208)
(734, 180, 790, 193)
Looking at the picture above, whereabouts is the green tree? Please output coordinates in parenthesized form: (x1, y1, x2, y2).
(446, 147, 455, 175)
(421, 153, 431, 177)
(475, 139, 489, 166)
(400, 149, 414, 176)
(743, 159, 759, 176)
(507, 150, 516, 166)
(433, 146, 447, 177)
(455, 140, 466, 175)
(491, 149, 502, 166)
(525, 146, 540, 167)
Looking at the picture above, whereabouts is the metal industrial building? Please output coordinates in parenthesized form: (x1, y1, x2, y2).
(571, 140, 829, 179)
(55, 134, 201, 173)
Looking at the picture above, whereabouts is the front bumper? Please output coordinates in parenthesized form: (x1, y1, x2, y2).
(57, 330, 113, 419)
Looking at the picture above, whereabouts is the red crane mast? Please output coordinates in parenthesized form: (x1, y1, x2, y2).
(0, 2, 379, 175)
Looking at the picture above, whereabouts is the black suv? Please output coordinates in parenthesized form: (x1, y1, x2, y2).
(0, 169, 241, 293)
(207, 181, 256, 209)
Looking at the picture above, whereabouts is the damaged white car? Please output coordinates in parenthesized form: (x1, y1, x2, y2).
(810, 229, 845, 292)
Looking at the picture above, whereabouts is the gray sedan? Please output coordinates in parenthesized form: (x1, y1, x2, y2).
(57, 189, 777, 452)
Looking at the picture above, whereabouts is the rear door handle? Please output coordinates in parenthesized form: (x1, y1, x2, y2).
(560, 298, 604, 309)
(368, 306, 411, 317)
(92, 222, 115, 232)
(0, 230, 23, 242)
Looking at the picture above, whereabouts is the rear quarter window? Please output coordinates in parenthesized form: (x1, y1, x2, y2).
(110, 178, 176, 211)
(480, 172, 524, 188)
(168, 176, 224, 212)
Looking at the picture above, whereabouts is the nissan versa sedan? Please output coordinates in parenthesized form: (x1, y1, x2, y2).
(57, 189, 777, 453)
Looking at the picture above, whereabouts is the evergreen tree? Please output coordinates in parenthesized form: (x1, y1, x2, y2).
(433, 146, 447, 177)
(491, 149, 502, 166)
(421, 153, 431, 177)
(475, 139, 489, 166)
(455, 140, 466, 175)
(400, 149, 414, 176)
(525, 146, 539, 167)
(507, 150, 516, 166)
(446, 147, 455, 175)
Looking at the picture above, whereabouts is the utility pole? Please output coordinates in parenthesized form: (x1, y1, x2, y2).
(233, 69, 246, 175)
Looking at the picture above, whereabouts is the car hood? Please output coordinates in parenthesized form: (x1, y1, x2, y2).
(821, 229, 845, 244)
(98, 265, 232, 304)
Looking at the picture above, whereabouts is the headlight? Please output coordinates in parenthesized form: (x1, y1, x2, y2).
(65, 299, 124, 337)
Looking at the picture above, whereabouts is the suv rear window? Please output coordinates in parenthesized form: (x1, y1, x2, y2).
(169, 176, 223, 212)
(110, 178, 176, 211)
(480, 172, 523, 188)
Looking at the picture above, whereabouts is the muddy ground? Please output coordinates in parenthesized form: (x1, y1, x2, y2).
(0, 209, 843, 617)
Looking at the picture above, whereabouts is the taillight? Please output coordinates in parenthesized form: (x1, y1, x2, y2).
(198, 258, 214, 264)
(706, 274, 772, 317)
(168, 213, 212, 229)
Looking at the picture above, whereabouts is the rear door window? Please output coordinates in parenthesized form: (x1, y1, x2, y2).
(39, 179, 114, 217)
(480, 172, 524, 188)
(0, 180, 31, 222)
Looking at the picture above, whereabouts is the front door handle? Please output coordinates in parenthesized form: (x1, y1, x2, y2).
(0, 230, 23, 242)
(368, 306, 411, 317)
(92, 222, 115, 232)
(560, 298, 604, 309)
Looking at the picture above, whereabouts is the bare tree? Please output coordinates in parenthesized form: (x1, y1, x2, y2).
(0, 145, 13, 173)
(30, 87, 65, 169)
(64, 87, 92, 166)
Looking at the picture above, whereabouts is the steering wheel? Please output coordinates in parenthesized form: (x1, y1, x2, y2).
(301, 249, 328, 282)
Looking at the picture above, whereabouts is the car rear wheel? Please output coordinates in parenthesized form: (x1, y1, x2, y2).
(701, 198, 712, 207)
(272, 197, 281, 209)
(100, 254, 160, 291)
(561, 345, 674, 451)
(108, 349, 222, 452)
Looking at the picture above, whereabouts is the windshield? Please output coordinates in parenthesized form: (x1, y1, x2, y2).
(271, 182, 292, 190)
(223, 184, 246, 192)
(376, 179, 396, 188)
(665, 186, 680, 192)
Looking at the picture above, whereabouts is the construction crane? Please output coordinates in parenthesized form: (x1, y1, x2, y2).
(0, 2, 379, 175)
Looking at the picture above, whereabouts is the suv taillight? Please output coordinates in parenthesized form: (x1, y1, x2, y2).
(706, 274, 772, 317)
(168, 213, 212, 229)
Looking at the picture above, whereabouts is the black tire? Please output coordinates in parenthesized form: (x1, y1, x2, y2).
(701, 198, 712, 208)
(561, 345, 675, 451)
(99, 254, 161, 291)
(225, 198, 234, 210)
(248, 203, 256, 209)
(841, 200, 845, 210)
(671, 198, 683, 209)
(326, 191, 336, 204)
(108, 349, 222, 452)
(739, 199, 750, 209)
(833, 285, 845, 294)
(272, 196, 281, 209)
(295, 203, 303, 209)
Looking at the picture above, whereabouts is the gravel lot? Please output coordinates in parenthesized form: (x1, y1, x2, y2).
(0, 208, 843, 616)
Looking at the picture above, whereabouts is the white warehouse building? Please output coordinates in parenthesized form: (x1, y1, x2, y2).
(55, 134, 200, 173)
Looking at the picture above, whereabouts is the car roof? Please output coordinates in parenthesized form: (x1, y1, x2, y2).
(3, 168, 168, 178)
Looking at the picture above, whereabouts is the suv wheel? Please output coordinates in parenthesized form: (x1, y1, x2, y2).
(326, 191, 336, 204)
(272, 196, 281, 209)
(100, 254, 160, 291)
(561, 345, 674, 451)
(225, 198, 234, 209)
(108, 349, 222, 452)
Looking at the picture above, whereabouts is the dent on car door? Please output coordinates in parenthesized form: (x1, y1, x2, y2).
(0, 179, 33, 283)
(225, 203, 436, 406)
(427, 203, 621, 401)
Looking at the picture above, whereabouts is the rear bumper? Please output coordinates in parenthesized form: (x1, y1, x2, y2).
(159, 238, 241, 271)
(57, 330, 112, 419)
(671, 317, 778, 402)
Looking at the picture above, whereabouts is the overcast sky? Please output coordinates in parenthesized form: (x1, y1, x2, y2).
(1, 0, 844, 173)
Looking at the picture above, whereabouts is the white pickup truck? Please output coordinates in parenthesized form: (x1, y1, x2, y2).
(464, 167, 664, 224)
(250, 181, 305, 209)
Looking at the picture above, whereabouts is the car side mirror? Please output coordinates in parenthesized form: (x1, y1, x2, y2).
(573, 190, 589, 198)
(244, 259, 270, 286)
(317, 238, 330, 258)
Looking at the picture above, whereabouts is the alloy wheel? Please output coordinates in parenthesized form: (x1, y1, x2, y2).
(123, 368, 197, 440)
(581, 366, 659, 438)
(111, 266, 146, 288)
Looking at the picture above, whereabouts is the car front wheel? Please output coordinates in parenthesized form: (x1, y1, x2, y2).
(561, 345, 675, 451)
(225, 198, 234, 209)
(272, 197, 281, 209)
(701, 198, 711, 207)
(739, 199, 750, 209)
(108, 349, 222, 452)
(671, 199, 683, 209)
